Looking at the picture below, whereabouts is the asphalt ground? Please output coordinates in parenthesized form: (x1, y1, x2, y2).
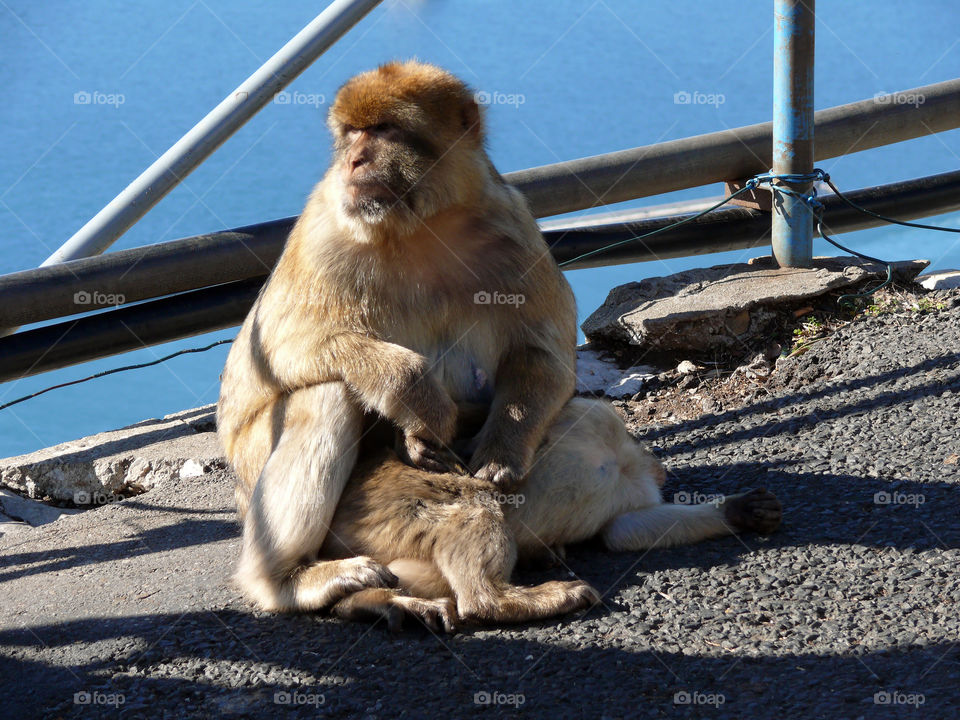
(1, 289, 959, 719)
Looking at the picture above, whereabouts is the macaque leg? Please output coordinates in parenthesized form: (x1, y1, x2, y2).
(602, 490, 782, 551)
(330, 514, 598, 627)
(234, 383, 396, 612)
(430, 501, 599, 624)
(329, 588, 458, 634)
(324, 453, 598, 627)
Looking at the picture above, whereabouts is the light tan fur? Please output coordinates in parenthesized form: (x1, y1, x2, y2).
(323, 397, 782, 630)
(217, 61, 576, 613)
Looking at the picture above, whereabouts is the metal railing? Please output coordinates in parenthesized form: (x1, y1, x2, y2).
(507, 77, 960, 217)
(771, 0, 816, 267)
(1, 0, 959, 384)
(1, 166, 958, 382)
(41, 0, 384, 267)
(2, 77, 959, 332)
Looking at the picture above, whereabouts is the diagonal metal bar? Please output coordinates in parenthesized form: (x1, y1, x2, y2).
(41, 0, 383, 267)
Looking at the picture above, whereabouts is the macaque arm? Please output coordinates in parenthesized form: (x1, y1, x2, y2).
(265, 325, 457, 445)
(469, 345, 575, 486)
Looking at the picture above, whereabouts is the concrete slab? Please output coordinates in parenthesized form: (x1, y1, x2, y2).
(917, 270, 960, 290)
(582, 255, 929, 352)
(575, 347, 657, 398)
(0, 509, 28, 538)
(0, 405, 223, 503)
(0, 488, 79, 528)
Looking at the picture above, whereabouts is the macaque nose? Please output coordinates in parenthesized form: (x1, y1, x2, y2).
(350, 152, 367, 171)
(348, 141, 371, 172)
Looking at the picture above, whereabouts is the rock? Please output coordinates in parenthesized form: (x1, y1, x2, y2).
(179, 459, 206, 479)
(575, 347, 657, 398)
(0, 405, 223, 503)
(677, 360, 702, 375)
(917, 270, 960, 290)
(0, 511, 27, 538)
(0, 488, 79, 527)
(581, 255, 929, 352)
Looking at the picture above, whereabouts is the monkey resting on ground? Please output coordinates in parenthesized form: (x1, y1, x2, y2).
(216, 61, 782, 627)
(324, 397, 782, 632)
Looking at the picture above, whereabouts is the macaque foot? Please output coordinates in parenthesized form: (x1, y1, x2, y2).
(550, 580, 602, 615)
(331, 589, 458, 633)
(391, 596, 459, 634)
(723, 488, 782, 535)
(323, 556, 399, 604)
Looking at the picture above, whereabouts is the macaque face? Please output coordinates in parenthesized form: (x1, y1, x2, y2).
(335, 120, 435, 224)
(327, 61, 484, 230)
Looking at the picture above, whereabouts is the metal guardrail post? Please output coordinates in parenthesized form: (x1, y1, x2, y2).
(772, 0, 816, 268)
(40, 0, 383, 267)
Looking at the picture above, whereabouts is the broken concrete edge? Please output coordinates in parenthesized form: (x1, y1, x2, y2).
(917, 269, 960, 290)
(581, 255, 930, 352)
(0, 487, 83, 537)
(575, 347, 657, 399)
(0, 405, 224, 516)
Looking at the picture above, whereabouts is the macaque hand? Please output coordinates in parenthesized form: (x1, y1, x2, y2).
(469, 443, 528, 489)
(400, 434, 468, 475)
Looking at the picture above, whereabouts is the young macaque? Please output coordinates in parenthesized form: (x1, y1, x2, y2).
(323, 397, 782, 632)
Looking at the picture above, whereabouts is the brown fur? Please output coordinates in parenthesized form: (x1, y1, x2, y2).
(217, 62, 782, 627)
(322, 397, 782, 631)
(217, 61, 576, 613)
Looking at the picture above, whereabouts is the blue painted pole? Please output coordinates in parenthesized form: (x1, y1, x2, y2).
(772, 0, 815, 267)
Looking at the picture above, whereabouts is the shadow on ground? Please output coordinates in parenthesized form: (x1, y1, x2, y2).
(2, 607, 955, 719)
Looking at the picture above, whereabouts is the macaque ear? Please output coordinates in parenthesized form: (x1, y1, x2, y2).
(461, 99, 482, 139)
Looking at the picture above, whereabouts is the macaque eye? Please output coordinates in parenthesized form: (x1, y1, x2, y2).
(369, 122, 400, 137)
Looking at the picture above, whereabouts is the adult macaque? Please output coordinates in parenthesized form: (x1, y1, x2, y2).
(218, 61, 576, 612)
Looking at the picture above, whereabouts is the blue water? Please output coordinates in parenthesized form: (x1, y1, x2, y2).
(1, 0, 959, 457)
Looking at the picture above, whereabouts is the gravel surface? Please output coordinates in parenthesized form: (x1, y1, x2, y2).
(2, 288, 959, 719)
